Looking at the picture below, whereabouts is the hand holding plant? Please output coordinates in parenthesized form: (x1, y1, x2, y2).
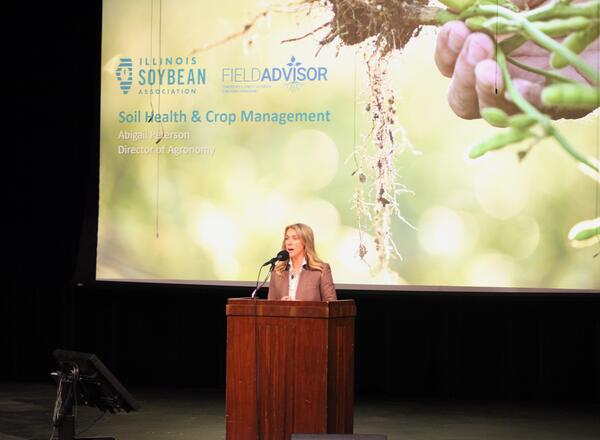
(435, 0, 599, 120)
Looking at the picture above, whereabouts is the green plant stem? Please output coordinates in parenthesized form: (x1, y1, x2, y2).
(524, 0, 600, 21)
(496, 48, 552, 128)
(507, 56, 577, 83)
(425, 1, 599, 26)
(497, 48, 599, 172)
(553, 130, 599, 171)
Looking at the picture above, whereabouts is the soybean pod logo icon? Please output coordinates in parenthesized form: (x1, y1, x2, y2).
(116, 57, 133, 95)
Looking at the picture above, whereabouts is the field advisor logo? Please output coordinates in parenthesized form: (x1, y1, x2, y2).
(221, 55, 329, 93)
(114, 56, 207, 96)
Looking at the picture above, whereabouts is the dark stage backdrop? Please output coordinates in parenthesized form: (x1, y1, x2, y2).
(3, 282, 600, 401)
(4, 1, 599, 403)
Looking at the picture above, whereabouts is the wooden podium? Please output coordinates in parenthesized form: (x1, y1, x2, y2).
(225, 298, 356, 440)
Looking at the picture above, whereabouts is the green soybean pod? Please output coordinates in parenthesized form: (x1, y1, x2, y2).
(466, 16, 487, 32)
(572, 226, 600, 241)
(496, 0, 519, 11)
(534, 17, 591, 37)
(479, 0, 519, 11)
(481, 107, 510, 127)
(508, 113, 537, 130)
(469, 129, 530, 159)
(541, 83, 599, 108)
(551, 25, 600, 69)
(438, 0, 476, 12)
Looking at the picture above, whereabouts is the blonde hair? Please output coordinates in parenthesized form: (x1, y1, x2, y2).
(274, 223, 325, 276)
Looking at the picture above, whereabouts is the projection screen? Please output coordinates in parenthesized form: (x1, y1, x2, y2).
(97, 0, 600, 290)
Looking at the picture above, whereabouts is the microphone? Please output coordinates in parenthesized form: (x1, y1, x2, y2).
(261, 250, 289, 267)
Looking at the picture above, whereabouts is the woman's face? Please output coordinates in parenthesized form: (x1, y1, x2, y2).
(284, 228, 305, 260)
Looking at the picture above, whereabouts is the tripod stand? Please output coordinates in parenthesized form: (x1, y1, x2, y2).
(51, 368, 115, 440)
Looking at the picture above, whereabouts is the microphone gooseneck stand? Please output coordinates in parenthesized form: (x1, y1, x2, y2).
(252, 249, 288, 298)
(251, 262, 275, 299)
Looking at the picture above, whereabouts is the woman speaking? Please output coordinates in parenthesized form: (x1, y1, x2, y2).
(267, 223, 337, 302)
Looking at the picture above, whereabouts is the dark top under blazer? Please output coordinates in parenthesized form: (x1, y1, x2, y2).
(267, 263, 337, 302)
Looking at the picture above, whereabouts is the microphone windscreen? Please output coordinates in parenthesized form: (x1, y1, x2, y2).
(276, 250, 289, 261)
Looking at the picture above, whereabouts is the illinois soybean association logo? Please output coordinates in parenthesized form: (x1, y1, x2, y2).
(221, 56, 329, 93)
(114, 56, 207, 96)
(116, 58, 133, 95)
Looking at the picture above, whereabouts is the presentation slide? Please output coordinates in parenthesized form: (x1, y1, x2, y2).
(97, 0, 599, 289)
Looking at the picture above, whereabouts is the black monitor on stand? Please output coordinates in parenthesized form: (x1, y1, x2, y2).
(51, 349, 140, 440)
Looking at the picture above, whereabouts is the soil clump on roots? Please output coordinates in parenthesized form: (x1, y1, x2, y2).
(313, 0, 431, 52)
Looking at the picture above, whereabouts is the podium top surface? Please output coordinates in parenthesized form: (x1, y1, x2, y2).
(226, 298, 356, 318)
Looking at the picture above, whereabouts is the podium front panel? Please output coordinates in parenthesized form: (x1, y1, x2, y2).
(226, 299, 355, 440)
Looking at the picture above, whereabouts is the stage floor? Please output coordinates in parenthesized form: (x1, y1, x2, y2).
(1, 382, 599, 440)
